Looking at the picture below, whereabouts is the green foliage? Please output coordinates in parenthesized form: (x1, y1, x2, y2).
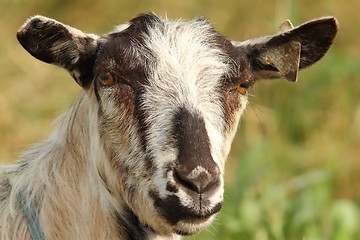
(188, 142, 360, 240)
(1, 0, 359, 239)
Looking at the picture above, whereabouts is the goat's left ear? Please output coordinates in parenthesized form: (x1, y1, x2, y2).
(235, 16, 338, 82)
(17, 16, 99, 88)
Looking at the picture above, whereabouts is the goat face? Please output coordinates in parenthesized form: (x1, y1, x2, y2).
(17, 13, 337, 235)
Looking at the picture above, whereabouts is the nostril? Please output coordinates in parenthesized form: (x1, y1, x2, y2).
(173, 168, 219, 194)
(174, 170, 200, 193)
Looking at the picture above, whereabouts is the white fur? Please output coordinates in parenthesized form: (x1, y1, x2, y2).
(1, 14, 249, 240)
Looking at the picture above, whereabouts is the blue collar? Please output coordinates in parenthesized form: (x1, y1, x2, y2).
(18, 190, 46, 240)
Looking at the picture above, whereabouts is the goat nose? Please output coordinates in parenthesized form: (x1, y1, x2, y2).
(174, 166, 220, 194)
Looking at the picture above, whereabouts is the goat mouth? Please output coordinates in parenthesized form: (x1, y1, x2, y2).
(177, 204, 222, 223)
(170, 206, 222, 236)
(149, 190, 222, 226)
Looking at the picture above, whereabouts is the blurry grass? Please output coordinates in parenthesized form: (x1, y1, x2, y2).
(188, 142, 360, 240)
(1, 0, 360, 239)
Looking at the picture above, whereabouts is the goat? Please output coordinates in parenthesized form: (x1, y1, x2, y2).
(0, 13, 337, 240)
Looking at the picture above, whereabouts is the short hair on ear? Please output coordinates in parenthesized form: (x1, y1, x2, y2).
(17, 16, 100, 88)
(234, 16, 338, 82)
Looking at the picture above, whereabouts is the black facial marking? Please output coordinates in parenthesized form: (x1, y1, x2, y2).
(133, 93, 151, 154)
(115, 206, 149, 240)
(93, 78, 102, 103)
(93, 14, 158, 156)
(71, 38, 100, 88)
(173, 108, 218, 174)
(219, 46, 255, 134)
(166, 182, 179, 193)
(149, 191, 222, 225)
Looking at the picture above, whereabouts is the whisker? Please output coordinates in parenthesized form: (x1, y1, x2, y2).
(247, 94, 267, 134)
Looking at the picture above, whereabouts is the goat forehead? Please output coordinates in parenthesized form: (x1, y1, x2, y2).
(143, 16, 233, 77)
(99, 14, 234, 87)
(141, 18, 233, 114)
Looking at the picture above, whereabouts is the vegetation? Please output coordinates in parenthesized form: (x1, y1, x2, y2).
(1, 0, 359, 239)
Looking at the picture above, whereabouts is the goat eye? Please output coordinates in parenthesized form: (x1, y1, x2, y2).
(230, 85, 248, 95)
(98, 73, 115, 86)
(236, 85, 248, 95)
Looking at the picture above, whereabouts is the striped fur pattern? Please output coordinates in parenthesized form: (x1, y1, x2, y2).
(0, 14, 337, 240)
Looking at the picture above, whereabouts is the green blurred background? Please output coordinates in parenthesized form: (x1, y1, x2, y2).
(0, 0, 359, 239)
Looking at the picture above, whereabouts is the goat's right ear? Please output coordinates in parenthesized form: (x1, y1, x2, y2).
(17, 16, 100, 88)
